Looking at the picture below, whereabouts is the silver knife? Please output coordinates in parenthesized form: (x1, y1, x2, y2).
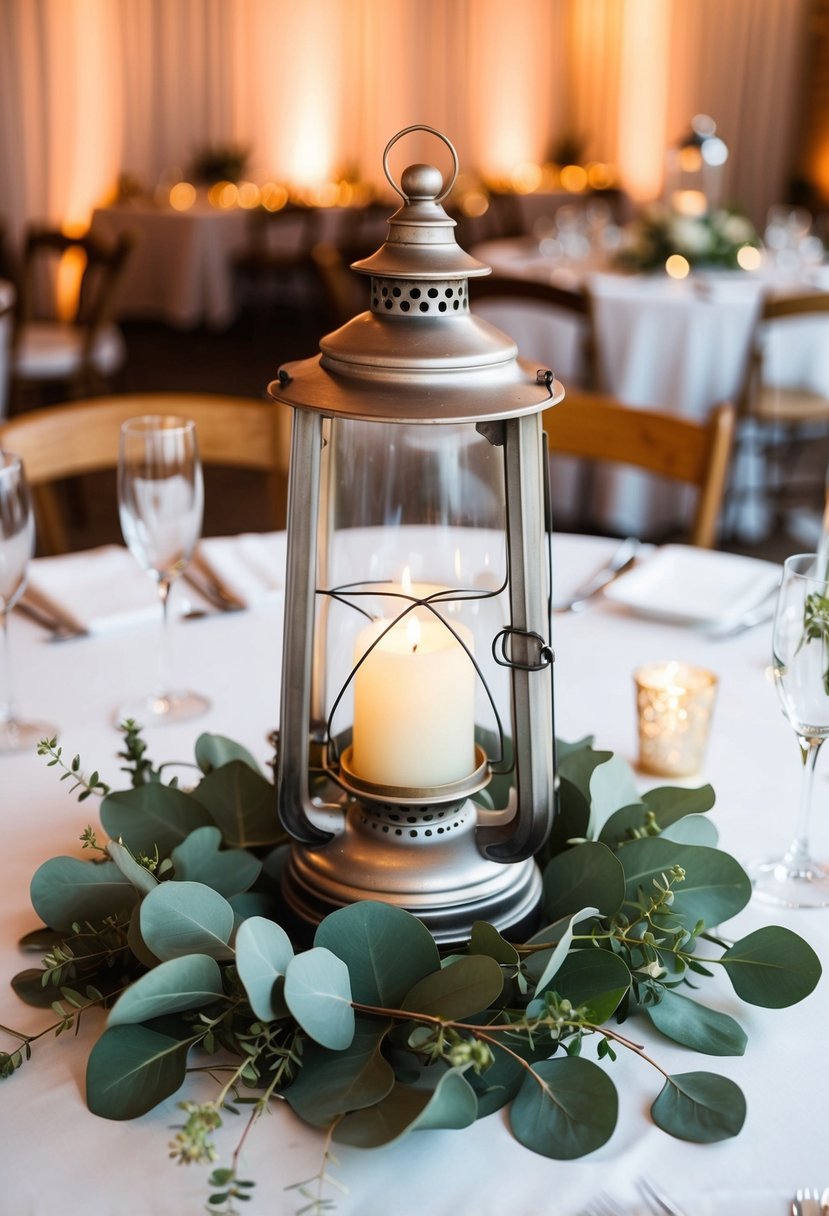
(553, 537, 640, 614)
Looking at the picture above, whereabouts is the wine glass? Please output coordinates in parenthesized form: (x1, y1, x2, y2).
(117, 416, 210, 724)
(749, 552, 829, 906)
(0, 450, 56, 753)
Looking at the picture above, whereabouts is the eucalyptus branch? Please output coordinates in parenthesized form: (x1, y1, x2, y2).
(285, 1118, 347, 1216)
(36, 738, 110, 800)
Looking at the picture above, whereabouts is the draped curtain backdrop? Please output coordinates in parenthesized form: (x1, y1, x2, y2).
(0, 0, 811, 248)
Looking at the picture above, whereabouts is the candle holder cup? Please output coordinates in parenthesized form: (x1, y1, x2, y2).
(635, 660, 718, 778)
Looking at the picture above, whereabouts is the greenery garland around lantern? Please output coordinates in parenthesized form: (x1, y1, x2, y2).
(1, 722, 821, 1215)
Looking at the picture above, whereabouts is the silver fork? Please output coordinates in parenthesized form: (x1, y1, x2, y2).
(792, 1188, 823, 1216)
(637, 1177, 687, 1216)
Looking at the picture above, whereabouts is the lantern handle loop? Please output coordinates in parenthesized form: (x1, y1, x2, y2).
(383, 125, 459, 203)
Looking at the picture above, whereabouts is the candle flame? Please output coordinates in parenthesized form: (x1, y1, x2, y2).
(406, 615, 421, 653)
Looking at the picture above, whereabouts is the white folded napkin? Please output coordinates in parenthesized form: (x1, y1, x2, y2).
(25, 545, 160, 635)
(195, 532, 284, 609)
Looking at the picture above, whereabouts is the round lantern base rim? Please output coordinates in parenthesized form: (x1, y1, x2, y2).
(336, 743, 490, 806)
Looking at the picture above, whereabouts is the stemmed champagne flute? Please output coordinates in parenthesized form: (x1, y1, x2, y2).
(0, 450, 56, 753)
(749, 553, 829, 906)
(117, 416, 210, 724)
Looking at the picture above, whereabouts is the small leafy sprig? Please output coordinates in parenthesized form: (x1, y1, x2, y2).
(801, 589, 829, 694)
(3, 729, 822, 1216)
(36, 739, 110, 800)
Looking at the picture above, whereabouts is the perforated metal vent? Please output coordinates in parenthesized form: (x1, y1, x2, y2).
(371, 277, 469, 316)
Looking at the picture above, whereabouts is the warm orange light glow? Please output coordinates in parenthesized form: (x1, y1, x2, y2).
(672, 189, 707, 217)
(460, 190, 490, 218)
(587, 163, 616, 190)
(56, 247, 88, 322)
(560, 164, 588, 193)
(510, 162, 542, 194)
(665, 254, 690, 279)
(169, 182, 196, 211)
(237, 181, 261, 209)
(617, 0, 671, 201)
(208, 181, 239, 209)
(260, 182, 289, 212)
(679, 145, 703, 173)
(737, 245, 762, 271)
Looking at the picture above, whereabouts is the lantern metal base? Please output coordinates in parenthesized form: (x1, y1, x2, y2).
(279, 793, 542, 946)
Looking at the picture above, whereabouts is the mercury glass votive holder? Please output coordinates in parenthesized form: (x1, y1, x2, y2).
(634, 660, 718, 777)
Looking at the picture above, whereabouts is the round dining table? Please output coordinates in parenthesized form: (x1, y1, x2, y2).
(471, 239, 829, 541)
(1, 531, 826, 1216)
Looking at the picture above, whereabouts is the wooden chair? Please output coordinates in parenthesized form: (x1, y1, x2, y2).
(726, 290, 829, 537)
(310, 242, 371, 327)
(542, 391, 736, 548)
(234, 204, 324, 321)
(0, 392, 293, 554)
(8, 226, 137, 412)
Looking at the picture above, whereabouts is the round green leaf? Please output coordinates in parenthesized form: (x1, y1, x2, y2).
(659, 814, 719, 847)
(646, 988, 747, 1056)
(650, 1070, 746, 1142)
(587, 754, 642, 839)
(106, 840, 159, 895)
(100, 785, 213, 858)
(619, 837, 751, 929)
(86, 1023, 200, 1119)
(532, 906, 601, 993)
(335, 1068, 478, 1148)
(542, 841, 625, 921)
(719, 926, 822, 1008)
(539, 948, 631, 1025)
(285, 1017, 394, 1125)
(401, 955, 504, 1020)
(235, 915, 294, 1021)
(30, 856, 138, 932)
(139, 881, 234, 961)
(190, 761, 285, 848)
(469, 921, 520, 965)
(194, 733, 263, 774)
(170, 826, 261, 898)
(107, 954, 224, 1026)
(510, 1056, 618, 1159)
(284, 946, 355, 1050)
(314, 901, 440, 1007)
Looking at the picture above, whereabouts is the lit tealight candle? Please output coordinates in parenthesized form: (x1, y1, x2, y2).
(634, 660, 718, 777)
(351, 613, 476, 790)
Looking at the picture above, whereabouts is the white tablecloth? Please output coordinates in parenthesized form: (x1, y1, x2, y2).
(472, 238, 829, 538)
(1, 533, 825, 1216)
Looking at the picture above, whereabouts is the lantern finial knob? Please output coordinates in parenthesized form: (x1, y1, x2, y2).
(400, 163, 443, 200)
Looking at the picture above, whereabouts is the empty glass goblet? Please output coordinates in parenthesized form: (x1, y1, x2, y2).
(0, 450, 56, 753)
(117, 416, 210, 724)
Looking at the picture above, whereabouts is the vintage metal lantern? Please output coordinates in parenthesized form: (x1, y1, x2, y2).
(269, 127, 563, 944)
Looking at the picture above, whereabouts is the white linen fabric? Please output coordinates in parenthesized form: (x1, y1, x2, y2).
(24, 544, 160, 634)
(195, 531, 283, 608)
(0, 532, 825, 1216)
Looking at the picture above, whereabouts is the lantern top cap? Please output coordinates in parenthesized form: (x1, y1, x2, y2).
(352, 124, 490, 281)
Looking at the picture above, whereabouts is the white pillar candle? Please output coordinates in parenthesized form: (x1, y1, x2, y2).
(351, 614, 476, 789)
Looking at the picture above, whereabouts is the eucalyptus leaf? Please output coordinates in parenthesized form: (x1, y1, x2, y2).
(469, 921, 519, 965)
(170, 826, 261, 898)
(542, 841, 625, 921)
(30, 857, 137, 932)
(541, 775, 592, 859)
(650, 1070, 746, 1142)
(401, 955, 504, 1020)
(556, 735, 595, 759)
(86, 1022, 200, 1119)
(194, 733, 264, 775)
(642, 784, 716, 821)
(659, 814, 718, 847)
(466, 1033, 550, 1117)
(510, 1055, 618, 1159)
(537, 948, 631, 1025)
(335, 1068, 478, 1147)
(190, 761, 285, 849)
(285, 1017, 394, 1125)
(619, 837, 751, 929)
(646, 988, 747, 1055)
(719, 926, 822, 1007)
(283, 947, 355, 1050)
(106, 840, 159, 895)
(314, 901, 440, 1007)
(107, 955, 224, 1026)
(100, 785, 213, 858)
(557, 745, 614, 800)
(234, 916, 294, 1021)
(587, 754, 643, 840)
(139, 881, 235, 961)
(12, 968, 63, 1009)
(532, 906, 600, 993)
